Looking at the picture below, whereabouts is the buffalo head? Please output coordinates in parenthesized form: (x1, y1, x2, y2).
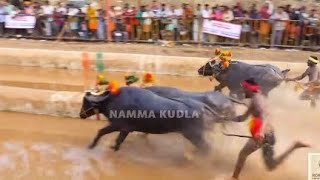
(198, 60, 222, 77)
(79, 91, 110, 119)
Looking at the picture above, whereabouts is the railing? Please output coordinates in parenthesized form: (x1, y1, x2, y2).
(1, 13, 320, 50)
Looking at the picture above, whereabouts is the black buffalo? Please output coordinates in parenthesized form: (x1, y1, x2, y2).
(198, 60, 290, 100)
(80, 86, 227, 154)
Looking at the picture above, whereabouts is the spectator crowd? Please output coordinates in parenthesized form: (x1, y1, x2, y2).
(0, 0, 319, 47)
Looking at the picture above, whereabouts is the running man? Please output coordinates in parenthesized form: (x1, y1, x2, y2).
(230, 78, 310, 180)
(286, 56, 320, 102)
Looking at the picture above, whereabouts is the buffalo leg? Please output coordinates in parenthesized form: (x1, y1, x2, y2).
(110, 131, 129, 151)
(88, 125, 118, 149)
(182, 131, 210, 155)
(214, 83, 226, 92)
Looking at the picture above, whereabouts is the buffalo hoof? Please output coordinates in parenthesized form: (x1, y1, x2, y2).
(110, 145, 120, 151)
(88, 144, 96, 149)
(183, 150, 195, 161)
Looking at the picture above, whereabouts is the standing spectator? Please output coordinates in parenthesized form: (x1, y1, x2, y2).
(87, 4, 98, 39)
(150, 0, 159, 15)
(270, 6, 289, 47)
(97, 8, 105, 40)
(32, 1, 43, 37)
(0, 1, 7, 36)
(177, 19, 188, 40)
(249, 4, 259, 19)
(157, 3, 167, 32)
(53, 6, 65, 36)
(136, 6, 144, 40)
(193, 4, 202, 42)
(166, 5, 179, 41)
(265, 0, 274, 15)
(142, 5, 154, 41)
(307, 9, 319, 46)
(201, 4, 211, 42)
(131, 6, 139, 40)
(222, 6, 234, 22)
(10, 0, 21, 10)
(298, 6, 310, 44)
(222, 6, 234, 42)
(56, 2, 66, 15)
(249, 4, 259, 44)
(213, 6, 223, 21)
(108, 6, 116, 40)
(233, 2, 244, 18)
(240, 11, 251, 45)
(259, 2, 272, 44)
(41, 0, 54, 36)
(183, 3, 193, 40)
(122, 6, 134, 39)
(23, 1, 34, 36)
(67, 4, 79, 38)
(5, 0, 15, 15)
(112, 17, 128, 42)
(78, 8, 88, 39)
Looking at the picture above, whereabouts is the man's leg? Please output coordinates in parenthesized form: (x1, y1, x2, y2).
(262, 132, 310, 171)
(232, 139, 261, 179)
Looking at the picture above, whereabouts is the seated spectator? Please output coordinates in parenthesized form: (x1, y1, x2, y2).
(112, 18, 128, 43)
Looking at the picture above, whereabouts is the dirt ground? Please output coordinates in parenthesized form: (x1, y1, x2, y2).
(0, 39, 318, 63)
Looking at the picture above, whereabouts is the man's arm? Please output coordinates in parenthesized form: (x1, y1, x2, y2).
(287, 68, 310, 81)
(231, 105, 252, 122)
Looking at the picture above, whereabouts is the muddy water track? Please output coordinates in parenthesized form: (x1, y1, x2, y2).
(0, 64, 317, 180)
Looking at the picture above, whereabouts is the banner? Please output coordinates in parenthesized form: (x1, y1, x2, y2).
(5, 15, 36, 29)
(203, 20, 242, 39)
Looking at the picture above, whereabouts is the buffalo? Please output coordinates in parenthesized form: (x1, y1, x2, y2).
(80, 86, 230, 154)
(198, 60, 290, 100)
(145, 85, 244, 120)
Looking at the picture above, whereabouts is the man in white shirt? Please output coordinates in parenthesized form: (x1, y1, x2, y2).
(201, 4, 211, 42)
(0, 1, 7, 36)
(41, 0, 54, 36)
(56, 2, 67, 15)
(270, 6, 289, 47)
